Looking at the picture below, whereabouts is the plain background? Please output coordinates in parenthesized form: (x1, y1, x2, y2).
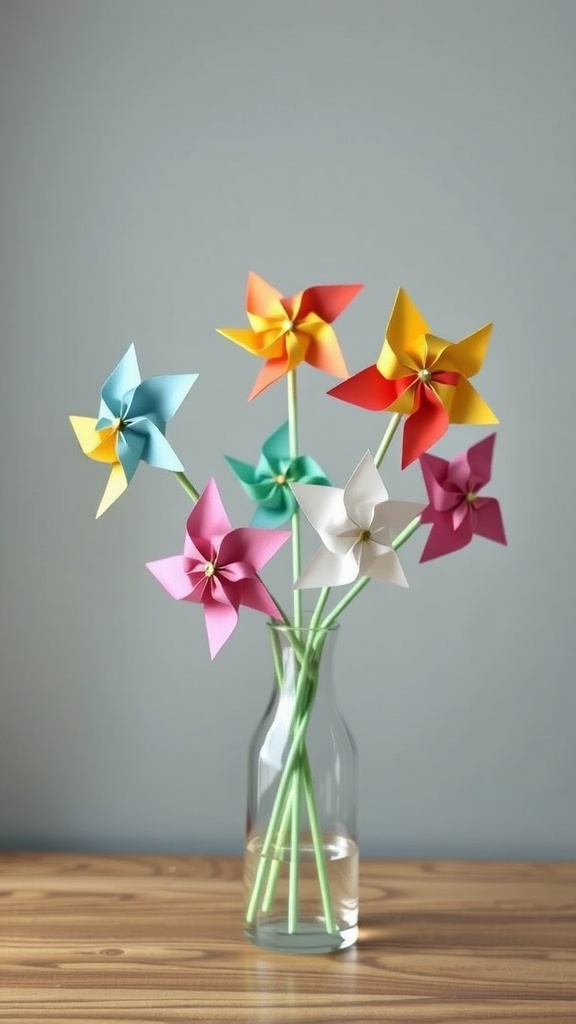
(1, 0, 575, 858)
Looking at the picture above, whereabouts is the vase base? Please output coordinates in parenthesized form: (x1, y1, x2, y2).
(244, 918, 358, 954)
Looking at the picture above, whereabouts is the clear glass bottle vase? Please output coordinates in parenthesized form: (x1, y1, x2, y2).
(244, 621, 358, 953)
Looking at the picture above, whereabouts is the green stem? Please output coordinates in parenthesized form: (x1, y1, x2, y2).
(259, 716, 334, 925)
(288, 769, 302, 933)
(260, 621, 323, 918)
(245, 706, 314, 924)
(290, 628, 337, 933)
(320, 515, 423, 631)
(249, 624, 337, 932)
(374, 412, 402, 467)
(261, 786, 293, 913)
(265, 593, 293, 629)
(269, 626, 284, 687)
(246, 629, 326, 923)
(259, 625, 292, 914)
(260, 738, 334, 920)
(321, 577, 370, 632)
(287, 371, 302, 628)
(290, 511, 302, 627)
(266, 606, 303, 937)
(174, 471, 200, 502)
(302, 753, 337, 932)
(309, 587, 330, 631)
(391, 514, 422, 551)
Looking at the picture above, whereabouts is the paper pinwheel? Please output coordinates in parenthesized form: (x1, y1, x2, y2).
(225, 421, 331, 529)
(69, 345, 197, 517)
(419, 433, 507, 562)
(217, 272, 363, 400)
(329, 288, 498, 468)
(291, 452, 424, 589)
(146, 479, 291, 658)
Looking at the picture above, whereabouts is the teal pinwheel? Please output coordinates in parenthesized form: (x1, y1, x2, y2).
(70, 344, 197, 517)
(225, 422, 331, 528)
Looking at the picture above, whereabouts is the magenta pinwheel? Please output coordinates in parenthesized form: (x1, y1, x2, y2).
(419, 433, 507, 562)
(146, 479, 291, 658)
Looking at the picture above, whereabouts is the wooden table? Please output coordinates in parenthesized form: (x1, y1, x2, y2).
(0, 854, 575, 1022)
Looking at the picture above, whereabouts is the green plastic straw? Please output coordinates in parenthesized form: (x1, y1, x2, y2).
(287, 371, 302, 629)
(374, 412, 402, 467)
(288, 769, 302, 932)
(245, 630, 329, 925)
(174, 471, 200, 502)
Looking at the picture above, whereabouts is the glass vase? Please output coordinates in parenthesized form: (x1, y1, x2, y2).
(244, 621, 358, 953)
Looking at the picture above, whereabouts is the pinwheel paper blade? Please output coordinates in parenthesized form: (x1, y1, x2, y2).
(70, 344, 198, 516)
(226, 421, 331, 528)
(329, 288, 497, 467)
(217, 273, 363, 399)
(293, 452, 423, 590)
(146, 479, 290, 658)
(419, 434, 506, 561)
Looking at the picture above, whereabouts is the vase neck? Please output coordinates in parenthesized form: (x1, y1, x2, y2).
(267, 622, 338, 704)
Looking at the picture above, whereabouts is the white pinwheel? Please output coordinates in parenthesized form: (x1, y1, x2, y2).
(291, 452, 424, 589)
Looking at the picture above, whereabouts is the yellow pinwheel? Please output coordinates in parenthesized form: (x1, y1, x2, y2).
(330, 288, 498, 467)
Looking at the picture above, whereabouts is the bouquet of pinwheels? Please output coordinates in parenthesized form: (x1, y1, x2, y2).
(70, 273, 506, 952)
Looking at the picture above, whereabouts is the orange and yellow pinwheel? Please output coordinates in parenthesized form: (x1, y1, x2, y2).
(217, 272, 363, 399)
(329, 288, 498, 468)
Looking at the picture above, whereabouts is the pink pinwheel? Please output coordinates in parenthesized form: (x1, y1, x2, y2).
(146, 479, 291, 658)
(419, 434, 506, 562)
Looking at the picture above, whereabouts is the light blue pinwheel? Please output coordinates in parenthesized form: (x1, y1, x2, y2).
(70, 344, 197, 517)
(225, 421, 331, 528)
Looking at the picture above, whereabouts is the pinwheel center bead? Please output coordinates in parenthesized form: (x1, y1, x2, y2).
(275, 474, 287, 485)
(359, 529, 371, 542)
(204, 562, 217, 577)
(111, 417, 125, 432)
(418, 368, 432, 383)
(465, 491, 477, 504)
(282, 318, 294, 333)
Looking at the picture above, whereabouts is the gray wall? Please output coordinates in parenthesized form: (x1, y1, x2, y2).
(1, 0, 575, 858)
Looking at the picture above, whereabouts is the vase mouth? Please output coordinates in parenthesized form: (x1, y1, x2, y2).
(267, 617, 340, 636)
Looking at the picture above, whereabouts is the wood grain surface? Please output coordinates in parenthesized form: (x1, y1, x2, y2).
(0, 853, 575, 1022)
